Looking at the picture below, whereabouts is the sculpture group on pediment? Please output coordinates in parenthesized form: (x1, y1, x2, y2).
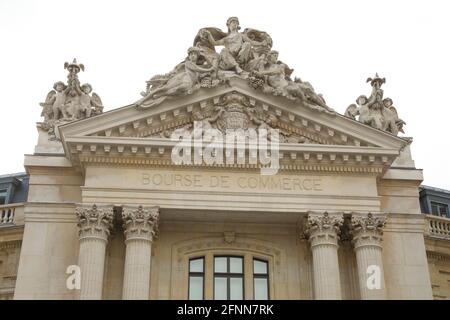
(137, 47, 219, 108)
(197, 17, 272, 75)
(136, 17, 332, 114)
(345, 74, 405, 136)
(39, 59, 104, 139)
(251, 50, 331, 112)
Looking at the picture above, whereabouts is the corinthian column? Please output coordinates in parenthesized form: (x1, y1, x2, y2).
(76, 204, 114, 300)
(351, 213, 386, 300)
(304, 211, 343, 300)
(122, 205, 159, 300)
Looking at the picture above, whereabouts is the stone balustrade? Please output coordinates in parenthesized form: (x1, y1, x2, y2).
(425, 214, 450, 239)
(0, 203, 24, 225)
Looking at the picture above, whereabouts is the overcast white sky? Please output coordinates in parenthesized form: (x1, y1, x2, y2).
(0, 0, 449, 189)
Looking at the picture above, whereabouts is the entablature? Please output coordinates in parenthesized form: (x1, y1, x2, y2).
(65, 135, 399, 176)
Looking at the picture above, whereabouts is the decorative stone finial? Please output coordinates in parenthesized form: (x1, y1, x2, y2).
(366, 73, 385, 88)
(64, 58, 85, 73)
(39, 58, 104, 140)
(345, 74, 406, 135)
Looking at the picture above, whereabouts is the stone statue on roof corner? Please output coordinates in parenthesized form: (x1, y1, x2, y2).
(345, 73, 406, 136)
(136, 17, 334, 114)
(39, 58, 104, 140)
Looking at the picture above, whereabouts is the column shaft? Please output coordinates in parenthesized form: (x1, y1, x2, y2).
(311, 242, 342, 299)
(121, 205, 159, 300)
(122, 239, 152, 299)
(78, 237, 108, 299)
(76, 204, 113, 300)
(355, 244, 385, 299)
(304, 212, 343, 300)
(352, 213, 387, 300)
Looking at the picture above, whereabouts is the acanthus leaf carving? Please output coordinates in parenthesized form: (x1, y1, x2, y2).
(350, 212, 386, 247)
(303, 211, 344, 246)
(76, 204, 114, 240)
(122, 205, 160, 242)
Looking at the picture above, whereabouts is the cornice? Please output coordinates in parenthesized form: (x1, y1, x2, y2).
(0, 239, 22, 251)
(0, 225, 24, 238)
(426, 250, 450, 263)
(64, 135, 398, 175)
(383, 213, 427, 233)
(55, 80, 410, 176)
(24, 202, 78, 223)
(75, 155, 387, 175)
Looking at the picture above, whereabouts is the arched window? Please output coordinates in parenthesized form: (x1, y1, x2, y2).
(187, 254, 270, 300)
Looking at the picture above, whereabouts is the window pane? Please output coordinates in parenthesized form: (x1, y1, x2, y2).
(189, 276, 203, 300)
(439, 204, 448, 216)
(189, 258, 203, 273)
(253, 260, 267, 274)
(230, 277, 243, 300)
(230, 257, 243, 274)
(254, 278, 268, 300)
(431, 203, 438, 215)
(214, 277, 227, 300)
(431, 202, 449, 217)
(214, 257, 227, 273)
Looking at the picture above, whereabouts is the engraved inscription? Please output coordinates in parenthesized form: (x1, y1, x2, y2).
(142, 172, 322, 192)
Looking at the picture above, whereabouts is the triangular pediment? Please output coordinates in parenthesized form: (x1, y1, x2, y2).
(60, 77, 407, 148)
(58, 78, 408, 174)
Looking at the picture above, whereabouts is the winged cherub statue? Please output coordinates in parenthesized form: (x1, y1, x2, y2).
(38, 59, 105, 140)
(39, 81, 68, 121)
(345, 74, 405, 135)
(78, 83, 103, 117)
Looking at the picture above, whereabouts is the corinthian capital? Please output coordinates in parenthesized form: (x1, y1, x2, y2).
(351, 213, 386, 248)
(122, 205, 159, 242)
(76, 204, 114, 240)
(304, 211, 344, 246)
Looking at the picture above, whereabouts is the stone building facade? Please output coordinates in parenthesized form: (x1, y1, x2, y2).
(0, 173, 27, 299)
(1, 18, 449, 300)
(420, 186, 450, 299)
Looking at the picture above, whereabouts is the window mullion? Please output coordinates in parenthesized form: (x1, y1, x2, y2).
(204, 253, 214, 299)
